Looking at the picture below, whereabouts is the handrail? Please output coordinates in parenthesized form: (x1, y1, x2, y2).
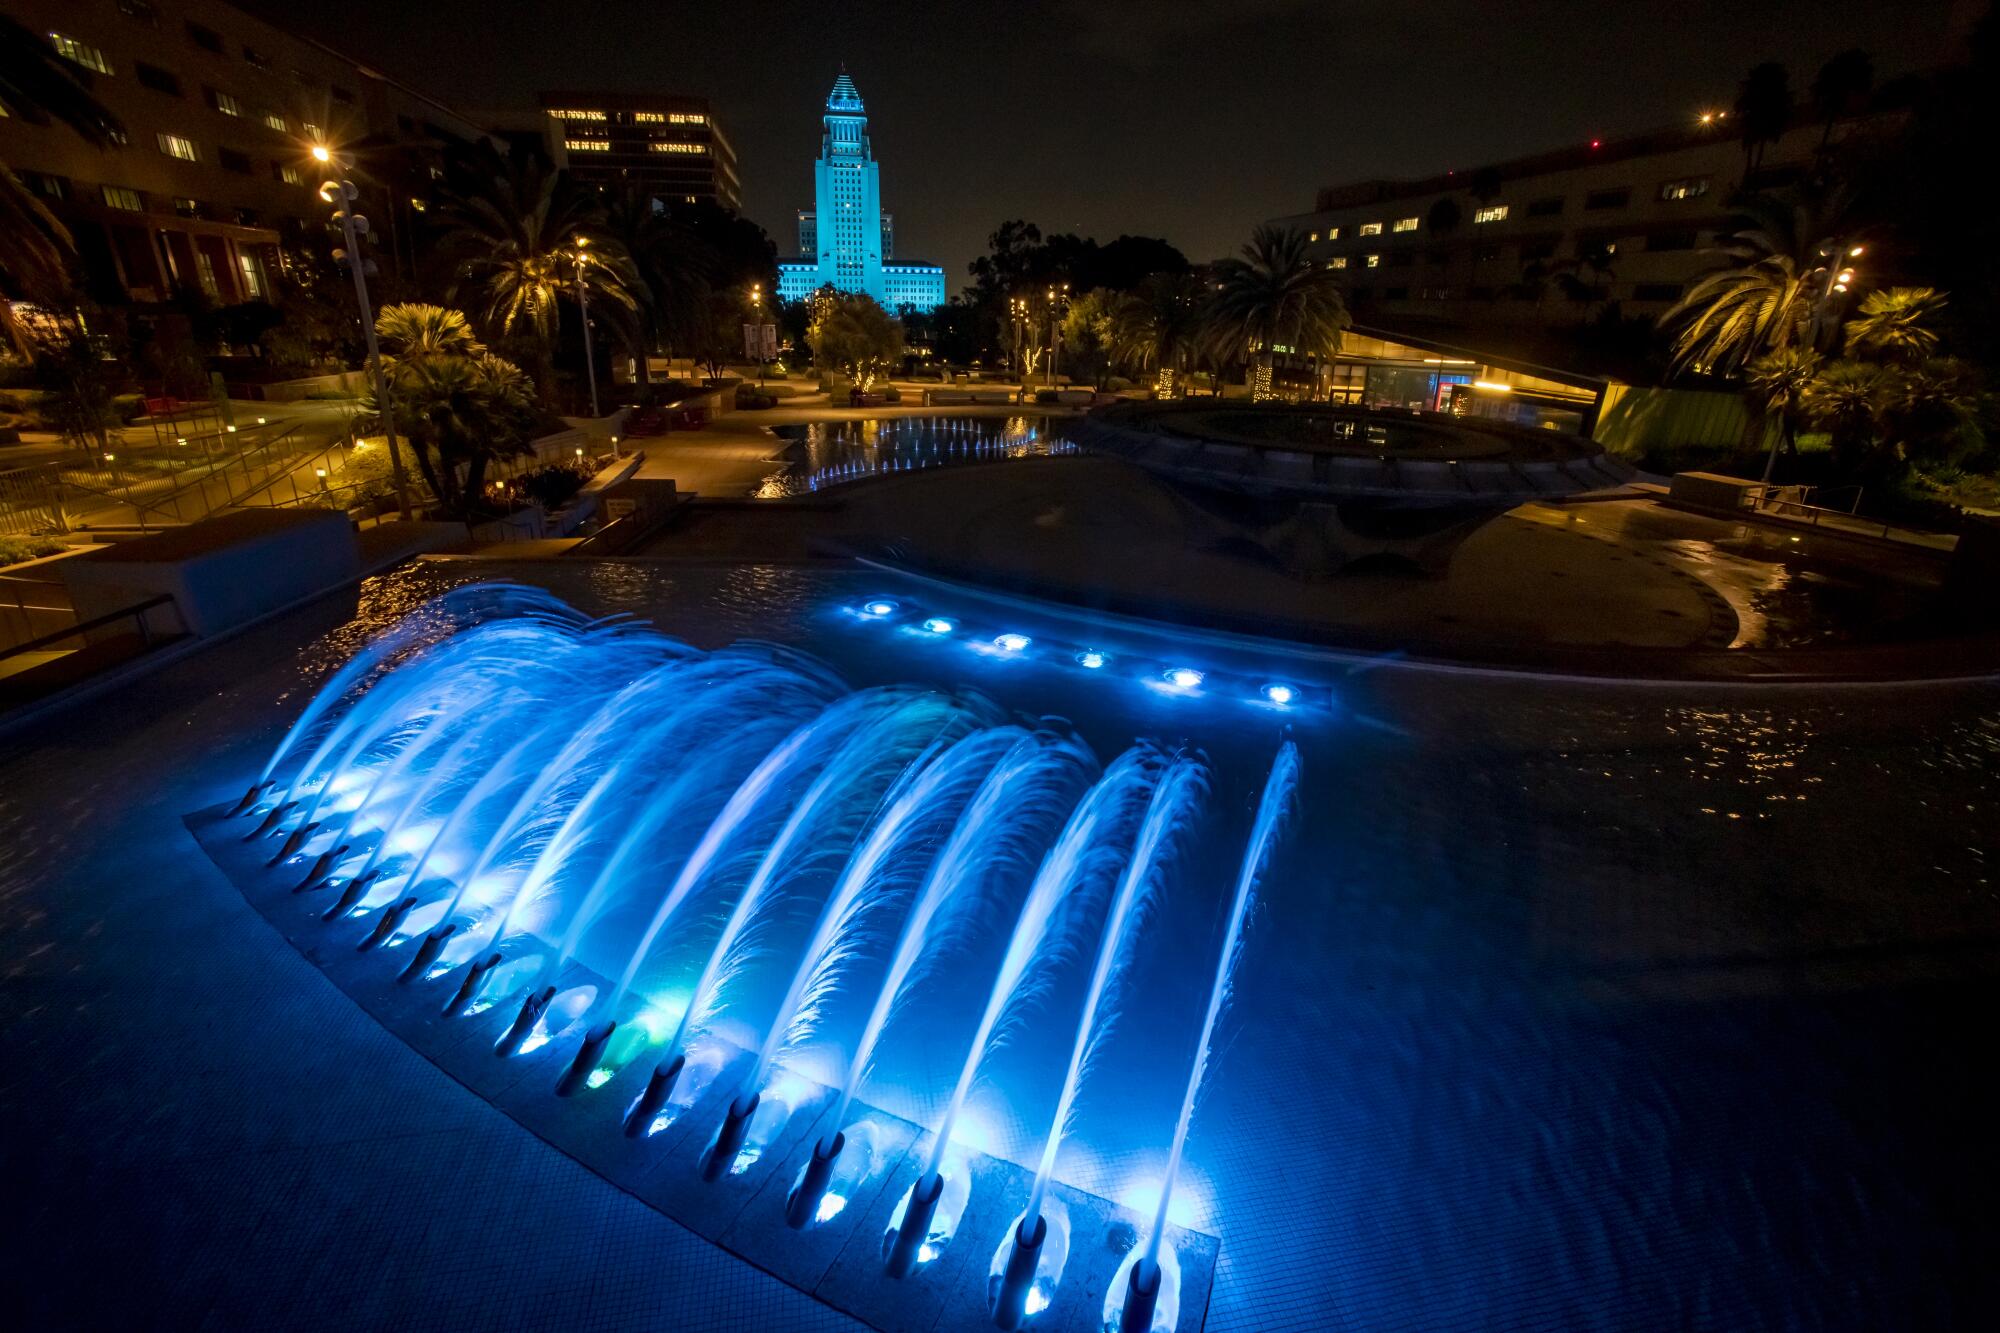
(0, 593, 179, 663)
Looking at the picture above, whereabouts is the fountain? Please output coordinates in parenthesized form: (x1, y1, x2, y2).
(189, 583, 1307, 1333)
(1107, 741, 1300, 1333)
(993, 752, 1210, 1328)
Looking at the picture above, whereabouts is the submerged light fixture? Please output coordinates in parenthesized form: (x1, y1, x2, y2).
(922, 617, 956, 635)
(1261, 683, 1296, 706)
(1075, 650, 1108, 670)
(862, 599, 897, 618)
(1163, 667, 1204, 691)
(993, 633, 1031, 653)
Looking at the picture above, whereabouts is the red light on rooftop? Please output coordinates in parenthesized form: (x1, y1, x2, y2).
(1589, 138, 1601, 149)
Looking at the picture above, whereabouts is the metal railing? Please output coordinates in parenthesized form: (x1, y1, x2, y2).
(0, 592, 181, 671)
(1741, 484, 1952, 550)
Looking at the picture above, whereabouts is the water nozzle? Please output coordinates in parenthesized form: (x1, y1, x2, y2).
(886, 1170, 944, 1277)
(357, 896, 416, 951)
(554, 1020, 616, 1097)
(441, 952, 501, 1018)
(493, 985, 555, 1059)
(622, 1053, 685, 1137)
(396, 924, 455, 982)
(785, 1130, 846, 1229)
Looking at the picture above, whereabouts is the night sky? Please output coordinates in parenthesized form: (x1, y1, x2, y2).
(244, 0, 1970, 288)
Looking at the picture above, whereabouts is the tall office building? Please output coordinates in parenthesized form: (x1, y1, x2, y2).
(536, 91, 740, 210)
(776, 73, 944, 312)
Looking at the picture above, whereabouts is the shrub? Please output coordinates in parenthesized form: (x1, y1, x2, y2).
(735, 387, 778, 410)
(513, 462, 591, 511)
(1, 535, 70, 566)
(879, 386, 902, 404)
(1034, 389, 1060, 405)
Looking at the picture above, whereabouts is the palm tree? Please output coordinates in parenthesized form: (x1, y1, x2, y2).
(1810, 49, 1873, 155)
(0, 15, 124, 352)
(1843, 287, 1945, 366)
(1803, 360, 1885, 468)
(365, 302, 540, 516)
(1662, 194, 1848, 374)
(433, 145, 634, 404)
(1744, 346, 1822, 464)
(1207, 225, 1350, 399)
(1735, 62, 1792, 187)
(1111, 273, 1206, 397)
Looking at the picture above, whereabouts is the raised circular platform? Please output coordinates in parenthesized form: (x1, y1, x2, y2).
(1070, 400, 1634, 504)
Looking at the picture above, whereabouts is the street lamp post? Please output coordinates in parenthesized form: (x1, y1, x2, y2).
(1046, 282, 1070, 391)
(1761, 239, 1865, 485)
(750, 283, 766, 386)
(574, 237, 601, 419)
(317, 146, 412, 521)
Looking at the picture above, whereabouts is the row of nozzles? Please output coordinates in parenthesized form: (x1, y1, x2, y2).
(228, 771, 1196, 1332)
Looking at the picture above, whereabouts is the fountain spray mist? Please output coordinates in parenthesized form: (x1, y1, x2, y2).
(1024, 753, 1208, 1230)
(1115, 741, 1298, 1333)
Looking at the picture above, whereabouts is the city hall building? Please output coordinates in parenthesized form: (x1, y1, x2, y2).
(775, 73, 945, 313)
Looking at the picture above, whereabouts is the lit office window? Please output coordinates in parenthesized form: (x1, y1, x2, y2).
(211, 89, 245, 117)
(302, 121, 321, 140)
(157, 132, 199, 160)
(1325, 227, 1340, 240)
(564, 139, 611, 151)
(261, 111, 287, 132)
(669, 113, 706, 124)
(1364, 254, 1381, 268)
(195, 251, 219, 298)
(1658, 177, 1710, 202)
(1473, 204, 1509, 223)
(1392, 216, 1419, 232)
(632, 112, 666, 123)
(277, 162, 304, 185)
(1308, 231, 1319, 242)
(1359, 221, 1384, 236)
(548, 109, 608, 121)
(102, 185, 144, 211)
(238, 253, 265, 299)
(50, 32, 112, 74)
(1326, 257, 1348, 269)
(650, 141, 706, 153)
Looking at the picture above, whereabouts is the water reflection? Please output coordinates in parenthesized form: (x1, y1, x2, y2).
(758, 416, 1078, 497)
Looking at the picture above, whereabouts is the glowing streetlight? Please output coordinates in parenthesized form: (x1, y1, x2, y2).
(318, 150, 413, 521)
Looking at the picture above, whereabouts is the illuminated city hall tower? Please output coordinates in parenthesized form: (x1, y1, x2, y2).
(777, 72, 945, 312)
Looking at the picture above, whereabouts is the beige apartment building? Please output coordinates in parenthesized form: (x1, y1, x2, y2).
(1267, 109, 1900, 345)
(0, 0, 483, 310)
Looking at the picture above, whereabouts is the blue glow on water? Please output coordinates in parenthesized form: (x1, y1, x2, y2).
(251, 581, 1313, 1286)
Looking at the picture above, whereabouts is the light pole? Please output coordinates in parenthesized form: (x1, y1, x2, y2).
(573, 237, 601, 419)
(750, 283, 766, 386)
(1759, 239, 1863, 486)
(1046, 281, 1070, 389)
(315, 145, 412, 521)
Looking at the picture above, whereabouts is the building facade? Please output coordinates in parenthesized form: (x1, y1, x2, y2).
(535, 91, 740, 210)
(0, 0, 484, 311)
(776, 73, 944, 313)
(1265, 110, 1899, 340)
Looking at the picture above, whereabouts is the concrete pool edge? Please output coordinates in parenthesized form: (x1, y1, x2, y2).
(831, 550, 2000, 688)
